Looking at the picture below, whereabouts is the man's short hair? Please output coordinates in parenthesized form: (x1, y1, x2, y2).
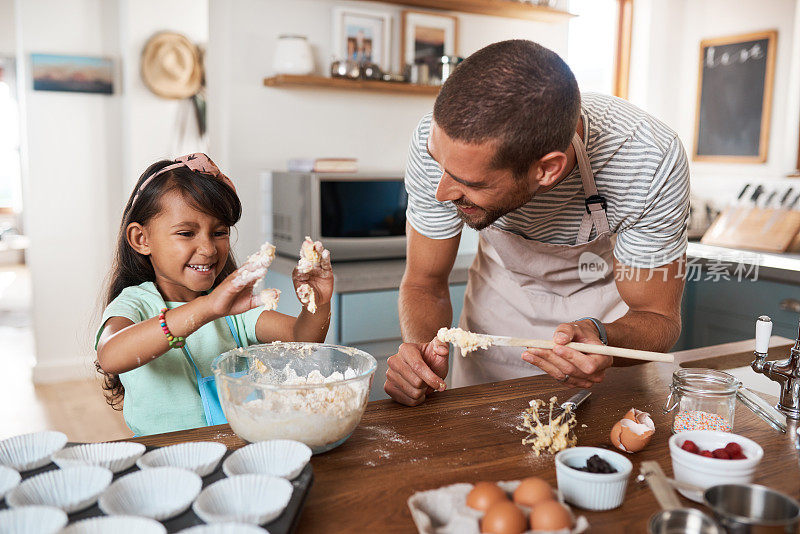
(433, 40, 580, 179)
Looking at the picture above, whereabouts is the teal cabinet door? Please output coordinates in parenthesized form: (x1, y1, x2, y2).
(340, 283, 468, 345)
(679, 277, 800, 350)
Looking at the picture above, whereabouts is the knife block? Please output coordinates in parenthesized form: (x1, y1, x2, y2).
(701, 207, 800, 252)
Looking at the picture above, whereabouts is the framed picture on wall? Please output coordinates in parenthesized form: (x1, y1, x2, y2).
(30, 54, 115, 95)
(693, 30, 777, 163)
(332, 7, 392, 71)
(401, 11, 458, 76)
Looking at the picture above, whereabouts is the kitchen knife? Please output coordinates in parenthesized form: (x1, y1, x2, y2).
(761, 187, 794, 233)
(704, 184, 750, 240)
(729, 183, 765, 232)
(558, 390, 591, 415)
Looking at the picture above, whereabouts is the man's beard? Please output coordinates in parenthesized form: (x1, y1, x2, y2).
(453, 190, 532, 231)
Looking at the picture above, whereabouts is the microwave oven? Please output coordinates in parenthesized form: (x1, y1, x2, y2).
(271, 172, 408, 261)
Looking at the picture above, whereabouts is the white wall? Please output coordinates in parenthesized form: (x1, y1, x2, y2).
(0, 0, 15, 55)
(207, 0, 570, 256)
(629, 0, 800, 204)
(15, 0, 208, 383)
(118, 0, 209, 194)
(18, 0, 123, 382)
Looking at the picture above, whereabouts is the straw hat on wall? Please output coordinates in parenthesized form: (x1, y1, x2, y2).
(141, 31, 203, 99)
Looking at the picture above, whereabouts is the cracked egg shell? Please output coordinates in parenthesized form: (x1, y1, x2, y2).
(610, 408, 655, 453)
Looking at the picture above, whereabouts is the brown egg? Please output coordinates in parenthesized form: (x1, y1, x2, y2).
(512, 477, 554, 507)
(467, 481, 508, 512)
(481, 500, 527, 534)
(530, 500, 573, 531)
(610, 407, 655, 453)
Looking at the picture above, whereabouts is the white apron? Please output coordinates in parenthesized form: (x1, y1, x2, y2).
(452, 133, 629, 388)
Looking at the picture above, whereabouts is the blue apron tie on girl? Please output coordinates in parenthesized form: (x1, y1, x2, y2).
(180, 315, 242, 426)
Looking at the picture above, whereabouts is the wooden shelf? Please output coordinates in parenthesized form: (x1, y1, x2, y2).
(353, 0, 575, 22)
(263, 74, 440, 96)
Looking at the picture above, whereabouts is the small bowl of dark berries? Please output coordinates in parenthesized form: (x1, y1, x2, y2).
(555, 446, 632, 511)
(668, 430, 763, 502)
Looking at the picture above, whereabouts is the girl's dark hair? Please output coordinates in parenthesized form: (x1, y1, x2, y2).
(97, 160, 242, 409)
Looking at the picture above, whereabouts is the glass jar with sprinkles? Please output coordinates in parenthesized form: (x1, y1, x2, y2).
(663, 368, 741, 434)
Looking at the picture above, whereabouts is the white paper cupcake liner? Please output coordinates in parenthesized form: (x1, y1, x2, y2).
(192, 474, 292, 525)
(0, 431, 67, 472)
(60, 515, 167, 534)
(0, 464, 21, 499)
(52, 442, 146, 473)
(222, 440, 311, 479)
(177, 523, 268, 534)
(0, 505, 68, 534)
(136, 441, 226, 477)
(6, 465, 112, 514)
(98, 466, 202, 521)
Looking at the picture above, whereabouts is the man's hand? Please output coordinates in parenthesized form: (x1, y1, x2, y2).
(384, 337, 449, 406)
(521, 320, 611, 388)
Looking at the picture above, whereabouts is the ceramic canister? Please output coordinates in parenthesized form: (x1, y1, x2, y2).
(273, 35, 314, 75)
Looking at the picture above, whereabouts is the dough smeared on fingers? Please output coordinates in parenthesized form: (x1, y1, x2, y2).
(296, 236, 326, 314)
(234, 242, 276, 286)
(296, 284, 316, 314)
(297, 236, 322, 274)
(258, 288, 281, 311)
(436, 327, 493, 355)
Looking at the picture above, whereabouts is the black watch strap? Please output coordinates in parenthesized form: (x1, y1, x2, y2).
(578, 316, 608, 345)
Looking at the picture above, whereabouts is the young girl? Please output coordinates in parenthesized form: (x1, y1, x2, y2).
(95, 153, 333, 436)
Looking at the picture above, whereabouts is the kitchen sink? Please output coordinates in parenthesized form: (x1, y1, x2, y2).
(678, 339, 794, 398)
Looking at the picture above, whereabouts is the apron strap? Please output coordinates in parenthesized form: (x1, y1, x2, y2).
(571, 133, 611, 244)
(224, 315, 243, 348)
(180, 315, 244, 384)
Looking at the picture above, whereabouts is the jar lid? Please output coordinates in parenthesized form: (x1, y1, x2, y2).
(672, 368, 741, 396)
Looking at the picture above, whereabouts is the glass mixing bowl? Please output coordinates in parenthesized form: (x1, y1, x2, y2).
(212, 342, 377, 454)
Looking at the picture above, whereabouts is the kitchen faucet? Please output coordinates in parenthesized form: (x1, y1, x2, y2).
(751, 315, 800, 419)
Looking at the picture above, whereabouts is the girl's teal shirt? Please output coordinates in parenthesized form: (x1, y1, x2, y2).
(95, 281, 262, 436)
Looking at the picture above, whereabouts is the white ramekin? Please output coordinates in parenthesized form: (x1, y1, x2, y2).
(555, 446, 632, 511)
(668, 430, 763, 502)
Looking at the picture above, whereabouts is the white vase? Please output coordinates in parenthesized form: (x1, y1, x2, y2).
(272, 35, 314, 75)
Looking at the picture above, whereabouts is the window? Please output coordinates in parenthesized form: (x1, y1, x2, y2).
(0, 57, 21, 211)
(567, 0, 633, 98)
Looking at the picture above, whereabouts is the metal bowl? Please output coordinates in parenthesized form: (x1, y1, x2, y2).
(213, 343, 376, 454)
(648, 508, 723, 534)
(704, 484, 800, 533)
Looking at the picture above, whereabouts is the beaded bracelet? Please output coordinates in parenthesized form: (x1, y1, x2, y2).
(159, 308, 185, 349)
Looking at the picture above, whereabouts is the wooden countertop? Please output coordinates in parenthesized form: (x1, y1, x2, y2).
(131, 337, 798, 533)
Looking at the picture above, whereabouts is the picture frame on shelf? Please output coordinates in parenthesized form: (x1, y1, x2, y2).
(332, 7, 392, 71)
(30, 53, 114, 94)
(401, 10, 458, 80)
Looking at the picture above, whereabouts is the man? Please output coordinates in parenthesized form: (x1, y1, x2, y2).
(384, 40, 688, 406)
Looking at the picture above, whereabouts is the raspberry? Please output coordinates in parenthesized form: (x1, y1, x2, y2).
(700, 450, 713, 457)
(712, 448, 730, 459)
(731, 452, 747, 460)
(724, 442, 743, 456)
(681, 440, 699, 453)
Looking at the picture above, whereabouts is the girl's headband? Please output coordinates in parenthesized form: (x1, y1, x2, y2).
(132, 153, 236, 205)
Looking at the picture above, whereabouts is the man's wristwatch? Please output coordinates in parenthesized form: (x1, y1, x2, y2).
(577, 317, 608, 345)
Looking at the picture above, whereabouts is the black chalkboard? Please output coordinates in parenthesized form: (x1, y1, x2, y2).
(694, 31, 776, 162)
